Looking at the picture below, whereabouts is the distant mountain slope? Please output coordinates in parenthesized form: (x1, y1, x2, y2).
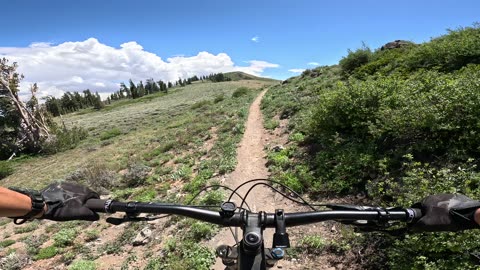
(224, 71, 278, 82)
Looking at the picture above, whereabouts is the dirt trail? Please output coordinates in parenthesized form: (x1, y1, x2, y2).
(208, 89, 311, 270)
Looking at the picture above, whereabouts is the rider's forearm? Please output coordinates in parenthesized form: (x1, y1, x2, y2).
(0, 187, 45, 218)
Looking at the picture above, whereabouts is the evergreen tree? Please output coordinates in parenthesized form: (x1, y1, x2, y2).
(137, 81, 145, 97)
(129, 79, 138, 99)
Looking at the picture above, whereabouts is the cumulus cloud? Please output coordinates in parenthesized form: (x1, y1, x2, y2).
(0, 38, 278, 99)
(308, 62, 319, 66)
(251, 36, 260, 43)
(288, 69, 306, 73)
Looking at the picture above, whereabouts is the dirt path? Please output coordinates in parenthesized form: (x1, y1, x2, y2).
(208, 89, 313, 270)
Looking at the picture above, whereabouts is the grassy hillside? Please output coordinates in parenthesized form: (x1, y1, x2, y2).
(261, 24, 480, 269)
(0, 79, 274, 269)
(224, 71, 278, 82)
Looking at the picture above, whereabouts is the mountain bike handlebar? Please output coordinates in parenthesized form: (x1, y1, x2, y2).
(85, 199, 422, 227)
(86, 198, 422, 270)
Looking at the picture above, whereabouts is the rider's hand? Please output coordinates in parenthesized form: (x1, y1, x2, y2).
(410, 194, 480, 232)
(41, 182, 100, 221)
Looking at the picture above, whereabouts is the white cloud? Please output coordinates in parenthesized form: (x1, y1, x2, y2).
(308, 62, 319, 66)
(0, 38, 278, 99)
(251, 36, 260, 43)
(288, 69, 306, 73)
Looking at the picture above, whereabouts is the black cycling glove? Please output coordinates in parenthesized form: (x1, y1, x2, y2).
(41, 182, 100, 221)
(410, 194, 480, 232)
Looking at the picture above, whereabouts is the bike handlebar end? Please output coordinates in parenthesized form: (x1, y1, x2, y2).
(406, 208, 423, 223)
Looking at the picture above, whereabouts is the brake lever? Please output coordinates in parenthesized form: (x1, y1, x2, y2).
(325, 204, 378, 211)
(327, 204, 406, 230)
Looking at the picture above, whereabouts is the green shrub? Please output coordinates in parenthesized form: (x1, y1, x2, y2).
(0, 239, 15, 248)
(84, 229, 100, 242)
(403, 24, 480, 72)
(0, 253, 28, 270)
(264, 119, 279, 130)
(53, 228, 78, 247)
(213, 94, 225, 103)
(14, 221, 39, 234)
(199, 190, 223, 205)
(122, 162, 151, 187)
(34, 246, 58, 260)
(190, 100, 211, 110)
(131, 187, 156, 202)
(299, 235, 327, 252)
(68, 260, 96, 270)
(188, 221, 216, 240)
(99, 128, 122, 141)
(232, 87, 249, 98)
(149, 241, 214, 270)
(307, 66, 480, 193)
(0, 161, 14, 179)
(42, 126, 88, 154)
(339, 44, 372, 75)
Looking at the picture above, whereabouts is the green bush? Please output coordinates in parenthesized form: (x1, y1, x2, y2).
(0, 239, 15, 248)
(42, 126, 88, 154)
(53, 228, 78, 247)
(299, 235, 327, 252)
(149, 240, 214, 270)
(307, 65, 480, 193)
(339, 44, 372, 75)
(99, 128, 122, 141)
(403, 24, 480, 72)
(232, 87, 249, 98)
(188, 221, 216, 240)
(213, 94, 225, 103)
(190, 100, 211, 110)
(68, 260, 96, 270)
(34, 246, 58, 260)
(14, 221, 39, 234)
(84, 229, 100, 242)
(131, 187, 156, 202)
(0, 161, 14, 179)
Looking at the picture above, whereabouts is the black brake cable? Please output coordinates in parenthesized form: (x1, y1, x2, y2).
(238, 182, 315, 211)
(229, 178, 322, 211)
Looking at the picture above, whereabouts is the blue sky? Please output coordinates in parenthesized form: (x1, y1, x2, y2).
(1, 0, 479, 97)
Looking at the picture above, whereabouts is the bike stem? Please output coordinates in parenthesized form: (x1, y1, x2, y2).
(218, 209, 289, 270)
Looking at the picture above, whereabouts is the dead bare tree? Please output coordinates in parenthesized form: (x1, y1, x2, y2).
(0, 58, 51, 156)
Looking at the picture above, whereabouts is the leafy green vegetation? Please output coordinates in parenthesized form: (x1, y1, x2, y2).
(0, 160, 14, 179)
(146, 239, 215, 270)
(34, 246, 59, 260)
(13, 220, 40, 234)
(99, 127, 122, 141)
(262, 24, 480, 269)
(68, 260, 96, 270)
(53, 228, 78, 247)
(0, 239, 15, 248)
(231, 86, 249, 98)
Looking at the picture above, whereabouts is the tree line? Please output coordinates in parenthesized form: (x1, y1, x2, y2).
(43, 72, 232, 116)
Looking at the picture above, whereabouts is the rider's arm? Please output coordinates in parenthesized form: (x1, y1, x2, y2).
(0, 182, 100, 222)
(475, 209, 480, 225)
(0, 187, 46, 218)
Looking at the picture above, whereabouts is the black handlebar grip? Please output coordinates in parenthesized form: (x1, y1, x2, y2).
(85, 199, 107, 212)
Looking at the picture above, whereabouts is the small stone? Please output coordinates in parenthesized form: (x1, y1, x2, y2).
(132, 226, 153, 246)
(271, 145, 285, 152)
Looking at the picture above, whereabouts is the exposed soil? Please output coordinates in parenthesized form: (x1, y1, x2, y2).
(207, 90, 341, 269)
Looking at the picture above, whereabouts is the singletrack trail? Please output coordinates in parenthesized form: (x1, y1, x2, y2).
(208, 89, 316, 269)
